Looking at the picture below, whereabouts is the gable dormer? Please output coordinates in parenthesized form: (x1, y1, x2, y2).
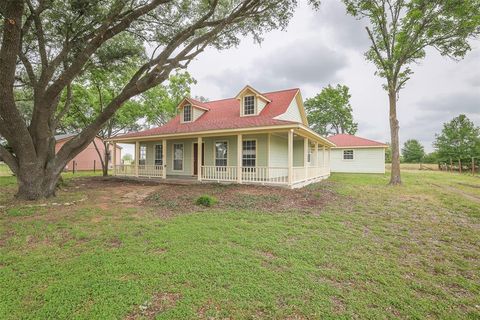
(235, 85, 271, 117)
(178, 98, 209, 123)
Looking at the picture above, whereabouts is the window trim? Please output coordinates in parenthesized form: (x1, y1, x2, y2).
(183, 104, 192, 123)
(242, 139, 257, 168)
(242, 95, 256, 116)
(139, 144, 147, 166)
(343, 149, 354, 161)
(154, 144, 163, 166)
(308, 146, 313, 164)
(214, 140, 229, 168)
(172, 143, 184, 171)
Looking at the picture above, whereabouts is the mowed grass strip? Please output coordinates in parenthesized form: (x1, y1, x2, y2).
(0, 171, 479, 319)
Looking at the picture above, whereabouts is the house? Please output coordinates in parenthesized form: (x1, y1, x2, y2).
(55, 134, 122, 171)
(327, 134, 387, 174)
(110, 86, 335, 188)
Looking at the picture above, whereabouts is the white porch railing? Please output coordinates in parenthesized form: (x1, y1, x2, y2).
(138, 164, 163, 178)
(115, 164, 136, 176)
(202, 166, 238, 181)
(114, 164, 329, 187)
(201, 166, 291, 185)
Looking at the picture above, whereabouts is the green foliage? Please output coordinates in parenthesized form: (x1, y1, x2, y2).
(122, 154, 133, 163)
(305, 84, 358, 136)
(422, 152, 438, 164)
(343, 0, 480, 93)
(142, 72, 197, 126)
(434, 114, 480, 162)
(195, 195, 218, 207)
(402, 139, 425, 163)
(384, 143, 392, 163)
(60, 33, 195, 145)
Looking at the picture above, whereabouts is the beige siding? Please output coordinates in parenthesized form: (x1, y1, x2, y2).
(269, 134, 288, 167)
(140, 134, 272, 176)
(257, 99, 267, 113)
(192, 107, 205, 121)
(203, 136, 238, 166)
(274, 96, 302, 123)
(330, 148, 385, 173)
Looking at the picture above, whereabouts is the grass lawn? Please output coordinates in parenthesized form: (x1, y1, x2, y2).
(0, 171, 479, 319)
(0, 163, 12, 177)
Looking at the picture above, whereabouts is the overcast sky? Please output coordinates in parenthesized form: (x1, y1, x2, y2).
(182, 0, 480, 152)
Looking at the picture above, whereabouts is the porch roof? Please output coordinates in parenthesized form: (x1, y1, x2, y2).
(109, 123, 336, 148)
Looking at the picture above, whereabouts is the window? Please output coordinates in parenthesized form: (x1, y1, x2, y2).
(243, 96, 255, 115)
(343, 149, 354, 160)
(215, 141, 228, 168)
(173, 143, 183, 170)
(139, 145, 146, 165)
(242, 140, 256, 167)
(183, 105, 192, 122)
(308, 147, 312, 163)
(155, 144, 163, 166)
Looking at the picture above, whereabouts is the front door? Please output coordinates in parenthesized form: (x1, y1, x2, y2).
(193, 143, 205, 175)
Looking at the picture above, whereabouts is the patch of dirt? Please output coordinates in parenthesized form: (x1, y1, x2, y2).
(431, 183, 480, 204)
(125, 292, 181, 320)
(458, 182, 480, 189)
(2, 176, 338, 223)
(197, 299, 222, 319)
(107, 237, 123, 249)
(145, 180, 338, 216)
(330, 296, 346, 314)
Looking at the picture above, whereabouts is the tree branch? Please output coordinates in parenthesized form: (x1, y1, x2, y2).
(0, 144, 18, 174)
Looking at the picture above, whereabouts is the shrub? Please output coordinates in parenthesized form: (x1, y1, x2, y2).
(196, 195, 217, 207)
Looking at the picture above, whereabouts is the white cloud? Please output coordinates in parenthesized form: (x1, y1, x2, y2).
(185, 0, 480, 153)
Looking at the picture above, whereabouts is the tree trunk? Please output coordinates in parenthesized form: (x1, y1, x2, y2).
(15, 165, 61, 200)
(388, 89, 401, 185)
(103, 142, 109, 177)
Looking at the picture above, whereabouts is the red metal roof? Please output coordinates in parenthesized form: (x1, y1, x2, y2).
(118, 88, 300, 138)
(327, 134, 387, 148)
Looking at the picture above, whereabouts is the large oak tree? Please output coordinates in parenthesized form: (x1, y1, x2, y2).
(0, 0, 299, 199)
(305, 84, 358, 136)
(343, 0, 480, 185)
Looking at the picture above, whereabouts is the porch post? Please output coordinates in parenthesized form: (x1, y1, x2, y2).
(237, 134, 242, 183)
(112, 142, 117, 176)
(135, 141, 140, 177)
(197, 136, 202, 181)
(304, 137, 308, 180)
(323, 145, 326, 167)
(162, 139, 167, 179)
(328, 147, 331, 168)
(267, 133, 271, 180)
(314, 142, 319, 167)
(288, 129, 293, 186)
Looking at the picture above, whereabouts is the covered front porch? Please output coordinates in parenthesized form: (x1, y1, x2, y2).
(111, 127, 333, 188)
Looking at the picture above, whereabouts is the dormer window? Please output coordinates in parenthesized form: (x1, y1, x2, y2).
(183, 105, 192, 122)
(243, 96, 255, 115)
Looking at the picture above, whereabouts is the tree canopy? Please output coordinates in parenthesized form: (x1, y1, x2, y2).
(0, 0, 301, 199)
(401, 139, 425, 163)
(434, 114, 480, 163)
(305, 84, 358, 136)
(343, 0, 480, 184)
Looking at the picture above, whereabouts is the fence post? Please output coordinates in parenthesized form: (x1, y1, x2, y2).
(73, 161, 76, 174)
(472, 157, 475, 176)
(94, 160, 96, 173)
